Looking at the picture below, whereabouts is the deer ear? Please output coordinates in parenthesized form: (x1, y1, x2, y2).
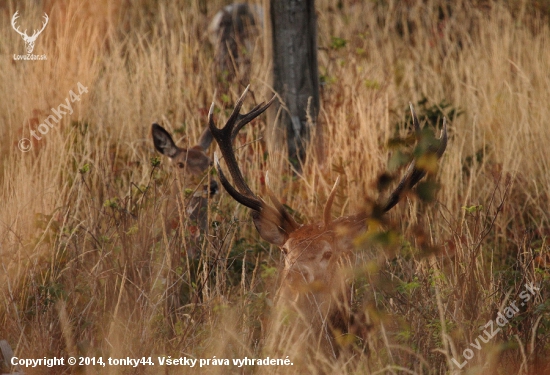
(152, 123, 179, 158)
(197, 126, 214, 151)
(251, 211, 287, 246)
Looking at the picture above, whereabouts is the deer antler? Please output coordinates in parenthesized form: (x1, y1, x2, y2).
(337, 105, 446, 230)
(210, 87, 299, 237)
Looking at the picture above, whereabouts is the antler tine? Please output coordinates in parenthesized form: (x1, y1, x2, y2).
(409, 102, 421, 138)
(224, 84, 250, 131)
(324, 177, 340, 228)
(232, 96, 276, 138)
(436, 117, 447, 157)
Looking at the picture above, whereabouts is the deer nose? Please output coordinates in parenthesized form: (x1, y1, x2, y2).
(209, 180, 219, 195)
(286, 266, 313, 286)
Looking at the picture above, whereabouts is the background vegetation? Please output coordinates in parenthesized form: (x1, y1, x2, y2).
(1, 0, 549, 373)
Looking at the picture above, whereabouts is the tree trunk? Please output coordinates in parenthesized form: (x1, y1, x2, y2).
(269, 0, 319, 168)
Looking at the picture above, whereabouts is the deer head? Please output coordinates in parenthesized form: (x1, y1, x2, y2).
(209, 87, 447, 354)
(11, 11, 49, 54)
(151, 118, 262, 236)
(152, 123, 214, 179)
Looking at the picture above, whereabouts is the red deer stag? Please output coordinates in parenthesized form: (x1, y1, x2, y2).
(208, 87, 447, 357)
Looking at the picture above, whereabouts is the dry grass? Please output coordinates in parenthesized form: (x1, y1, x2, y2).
(1, 0, 550, 374)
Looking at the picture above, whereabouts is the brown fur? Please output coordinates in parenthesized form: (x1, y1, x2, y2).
(151, 123, 216, 257)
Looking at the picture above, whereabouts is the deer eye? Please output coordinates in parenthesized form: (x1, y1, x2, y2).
(177, 162, 185, 169)
(321, 251, 333, 260)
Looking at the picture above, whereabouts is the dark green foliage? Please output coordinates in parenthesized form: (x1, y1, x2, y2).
(403, 97, 462, 131)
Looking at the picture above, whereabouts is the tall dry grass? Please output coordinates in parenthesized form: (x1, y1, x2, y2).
(1, 0, 549, 374)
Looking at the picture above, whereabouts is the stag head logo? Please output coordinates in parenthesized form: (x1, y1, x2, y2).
(11, 11, 49, 54)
